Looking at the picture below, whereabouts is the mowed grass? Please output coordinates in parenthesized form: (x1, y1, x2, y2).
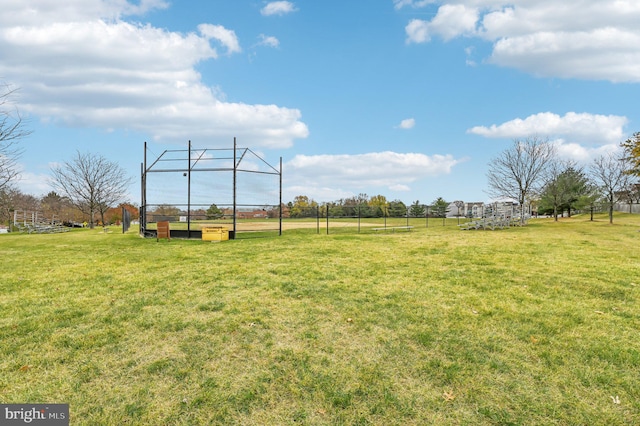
(1, 214, 639, 425)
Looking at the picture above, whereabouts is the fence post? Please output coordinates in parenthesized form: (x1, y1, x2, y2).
(326, 204, 329, 235)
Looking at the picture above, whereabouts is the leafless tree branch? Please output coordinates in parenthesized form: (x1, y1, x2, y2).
(0, 83, 32, 190)
(50, 151, 132, 228)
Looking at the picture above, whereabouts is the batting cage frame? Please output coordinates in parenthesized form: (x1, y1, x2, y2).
(140, 138, 282, 239)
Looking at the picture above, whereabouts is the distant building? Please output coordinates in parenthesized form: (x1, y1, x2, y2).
(221, 208, 269, 219)
(446, 202, 485, 218)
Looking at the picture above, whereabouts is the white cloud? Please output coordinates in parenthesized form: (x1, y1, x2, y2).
(0, 0, 169, 25)
(0, 2, 308, 148)
(429, 4, 479, 41)
(397, 118, 416, 129)
(257, 34, 280, 48)
(402, 1, 640, 82)
(469, 112, 629, 164)
(465, 46, 477, 66)
(468, 112, 628, 145)
(394, 0, 434, 10)
(261, 1, 297, 16)
(198, 24, 241, 54)
(553, 140, 621, 163)
(285, 185, 354, 203)
(406, 4, 478, 43)
(14, 169, 53, 197)
(389, 184, 411, 191)
(284, 151, 462, 201)
(405, 19, 430, 44)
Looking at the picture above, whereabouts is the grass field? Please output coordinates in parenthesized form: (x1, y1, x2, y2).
(1, 214, 639, 425)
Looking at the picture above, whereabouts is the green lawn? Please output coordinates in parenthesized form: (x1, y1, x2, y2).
(1, 214, 639, 425)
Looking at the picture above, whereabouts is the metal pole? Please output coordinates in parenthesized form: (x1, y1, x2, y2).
(140, 162, 144, 235)
(279, 157, 282, 236)
(326, 204, 329, 235)
(139, 141, 147, 236)
(233, 137, 237, 239)
(426, 206, 429, 227)
(187, 140, 191, 238)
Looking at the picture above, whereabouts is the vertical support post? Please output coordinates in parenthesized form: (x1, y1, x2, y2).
(426, 205, 429, 227)
(140, 163, 144, 235)
(279, 157, 283, 236)
(141, 142, 147, 236)
(233, 137, 237, 240)
(384, 211, 387, 229)
(187, 140, 192, 238)
(326, 204, 329, 235)
(358, 204, 361, 233)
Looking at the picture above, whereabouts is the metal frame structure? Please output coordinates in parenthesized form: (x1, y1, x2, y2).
(12, 210, 69, 234)
(141, 138, 282, 239)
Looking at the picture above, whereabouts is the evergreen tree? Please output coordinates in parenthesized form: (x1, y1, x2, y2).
(206, 203, 223, 219)
(388, 200, 407, 217)
(409, 200, 426, 217)
(430, 197, 449, 218)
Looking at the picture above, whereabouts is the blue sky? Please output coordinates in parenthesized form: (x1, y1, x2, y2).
(3, 0, 639, 205)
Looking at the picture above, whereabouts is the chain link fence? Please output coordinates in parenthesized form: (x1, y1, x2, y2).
(284, 204, 467, 234)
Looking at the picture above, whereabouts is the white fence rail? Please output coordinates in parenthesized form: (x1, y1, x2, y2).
(614, 203, 640, 214)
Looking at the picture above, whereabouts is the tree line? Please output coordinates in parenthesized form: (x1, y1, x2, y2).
(1, 186, 139, 229)
(486, 135, 640, 224)
(283, 194, 451, 219)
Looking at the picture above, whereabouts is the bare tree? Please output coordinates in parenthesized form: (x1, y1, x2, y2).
(0, 187, 19, 225)
(50, 151, 132, 228)
(486, 137, 556, 224)
(0, 187, 39, 226)
(590, 153, 631, 224)
(1, 84, 32, 190)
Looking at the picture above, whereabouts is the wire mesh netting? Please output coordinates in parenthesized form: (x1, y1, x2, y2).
(142, 143, 282, 239)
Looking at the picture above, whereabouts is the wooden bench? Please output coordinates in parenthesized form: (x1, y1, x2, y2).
(371, 226, 414, 233)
